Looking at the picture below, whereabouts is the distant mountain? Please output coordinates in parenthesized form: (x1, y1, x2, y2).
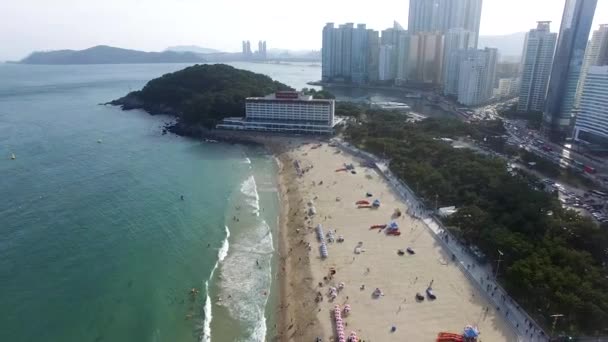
(19, 45, 206, 65)
(478, 32, 526, 59)
(267, 48, 321, 58)
(165, 45, 222, 54)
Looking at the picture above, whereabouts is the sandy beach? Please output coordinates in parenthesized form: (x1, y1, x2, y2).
(271, 138, 517, 342)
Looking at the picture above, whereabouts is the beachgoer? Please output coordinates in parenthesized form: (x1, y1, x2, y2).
(180, 195, 184, 200)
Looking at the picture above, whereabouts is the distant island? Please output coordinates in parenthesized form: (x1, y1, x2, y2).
(165, 45, 222, 54)
(18, 45, 206, 65)
(109, 64, 292, 133)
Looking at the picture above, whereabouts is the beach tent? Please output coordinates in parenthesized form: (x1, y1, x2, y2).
(316, 224, 325, 242)
(320, 242, 328, 258)
(463, 325, 479, 339)
(438, 206, 457, 217)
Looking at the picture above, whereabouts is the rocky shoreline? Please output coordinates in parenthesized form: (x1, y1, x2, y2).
(107, 97, 263, 146)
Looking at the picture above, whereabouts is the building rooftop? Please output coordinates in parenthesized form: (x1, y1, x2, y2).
(246, 91, 334, 102)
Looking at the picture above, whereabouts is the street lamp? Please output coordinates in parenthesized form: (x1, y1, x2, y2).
(494, 250, 504, 280)
(435, 194, 439, 212)
(550, 314, 564, 337)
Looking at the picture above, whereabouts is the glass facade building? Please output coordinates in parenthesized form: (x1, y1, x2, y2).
(542, 0, 597, 139)
(573, 66, 608, 147)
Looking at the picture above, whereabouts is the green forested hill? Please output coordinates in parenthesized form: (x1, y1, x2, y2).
(111, 64, 292, 127)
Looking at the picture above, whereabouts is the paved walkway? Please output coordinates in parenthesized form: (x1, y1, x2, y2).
(336, 140, 549, 342)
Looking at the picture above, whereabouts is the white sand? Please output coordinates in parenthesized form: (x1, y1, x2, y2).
(288, 142, 517, 342)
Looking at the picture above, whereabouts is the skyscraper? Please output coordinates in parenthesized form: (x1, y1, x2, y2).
(573, 66, 608, 147)
(367, 30, 380, 83)
(408, 0, 482, 47)
(575, 24, 608, 106)
(332, 26, 344, 80)
(542, 0, 598, 139)
(443, 28, 476, 95)
(457, 48, 498, 106)
(378, 21, 407, 82)
(451, 0, 483, 47)
(322, 23, 354, 82)
(241, 41, 253, 59)
(407, 32, 445, 85)
(340, 23, 354, 78)
(381, 21, 405, 46)
(396, 32, 411, 84)
(257, 41, 267, 60)
(379, 45, 396, 81)
(322, 22, 377, 83)
(517, 21, 557, 112)
(351, 24, 369, 84)
(445, 49, 476, 95)
(322, 23, 336, 81)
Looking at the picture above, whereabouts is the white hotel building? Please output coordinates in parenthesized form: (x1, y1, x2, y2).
(217, 91, 340, 134)
(573, 66, 608, 148)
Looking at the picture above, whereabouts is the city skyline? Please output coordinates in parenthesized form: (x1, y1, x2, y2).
(1, 0, 608, 61)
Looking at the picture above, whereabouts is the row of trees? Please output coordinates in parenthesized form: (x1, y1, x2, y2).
(345, 110, 608, 336)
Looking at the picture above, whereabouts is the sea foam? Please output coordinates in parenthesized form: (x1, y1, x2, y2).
(201, 225, 230, 342)
(240, 175, 260, 216)
(217, 174, 274, 341)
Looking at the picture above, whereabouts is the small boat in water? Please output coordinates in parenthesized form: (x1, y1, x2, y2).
(10, 153, 16, 160)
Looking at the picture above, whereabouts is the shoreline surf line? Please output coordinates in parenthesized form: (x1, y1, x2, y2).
(201, 225, 230, 342)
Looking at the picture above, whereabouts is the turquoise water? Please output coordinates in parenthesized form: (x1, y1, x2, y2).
(0, 62, 318, 342)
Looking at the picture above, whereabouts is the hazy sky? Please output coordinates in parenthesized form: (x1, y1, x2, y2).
(1, 0, 607, 60)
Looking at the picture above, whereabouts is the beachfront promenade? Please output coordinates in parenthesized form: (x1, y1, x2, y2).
(335, 139, 549, 342)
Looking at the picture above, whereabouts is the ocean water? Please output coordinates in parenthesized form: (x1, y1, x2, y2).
(0, 62, 317, 342)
